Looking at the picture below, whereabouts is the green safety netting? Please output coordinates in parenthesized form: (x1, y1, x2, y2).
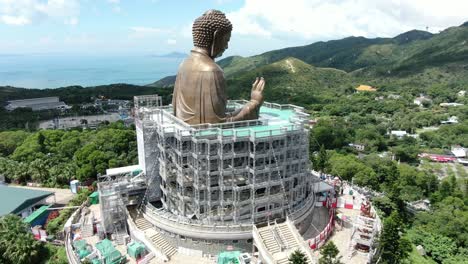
(131, 169, 143, 176)
(91, 258, 101, 264)
(78, 249, 91, 258)
(89, 191, 99, 204)
(73, 239, 88, 251)
(217, 251, 241, 264)
(96, 239, 122, 264)
(127, 241, 145, 259)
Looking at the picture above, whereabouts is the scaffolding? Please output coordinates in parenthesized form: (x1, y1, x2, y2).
(98, 172, 147, 244)
(134, 95, 315, 226)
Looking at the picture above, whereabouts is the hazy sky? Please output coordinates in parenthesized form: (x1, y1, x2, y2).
(0, 0, 467, 57)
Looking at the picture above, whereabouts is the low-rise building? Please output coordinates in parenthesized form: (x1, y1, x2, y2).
(0, 185, 53, 218)
(441, 116, 459, 124)
(440, 102, 464, 107)
(349, 143, 365, 152)
(451, 146, 466, 158)
(390, 130, 407, 138)
(356, 85, 377, 92)
(387, 94, 401, 99)
(6, 97, 70, 111)
(413, 95, 431, 106)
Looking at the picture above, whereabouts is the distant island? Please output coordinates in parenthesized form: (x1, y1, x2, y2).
(151, 52, 187, 58)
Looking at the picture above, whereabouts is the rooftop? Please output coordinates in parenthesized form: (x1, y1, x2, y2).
(0, 185, 53, 216)
(137, 101, 309, 139)
(356, 85, 377, 92)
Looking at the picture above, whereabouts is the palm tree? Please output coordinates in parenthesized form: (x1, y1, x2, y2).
(319, 241, 343, 264)
(0, 215, 44, 264)
(288, 250, 307, 264)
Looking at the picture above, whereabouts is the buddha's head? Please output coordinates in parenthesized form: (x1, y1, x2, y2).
(192, 10, 232, 58)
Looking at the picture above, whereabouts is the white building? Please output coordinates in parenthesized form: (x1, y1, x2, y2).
(451, 146, 466, 158)
(349, 143, 365, 151)
(6, 97, 70, 111)
(440, 102, 464, 107)
(390, 130, 407, 138)
(413, 96, 431, 106)
(441, 116, 459, 124)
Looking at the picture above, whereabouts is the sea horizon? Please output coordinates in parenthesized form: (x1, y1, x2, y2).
(0, 53, 183, 89)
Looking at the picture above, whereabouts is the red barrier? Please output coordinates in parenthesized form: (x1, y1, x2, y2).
(307, 207, 336, 251)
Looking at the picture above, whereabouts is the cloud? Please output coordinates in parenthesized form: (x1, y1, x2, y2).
(113, 6, 121, 14)
(65, 17, 78, 26)
(167, 38, 177, 45)
(226, 0, 468, 41)
(1, 14, 30, 25)
(129, 26, 171, 38)
(0, 0, 80, 26)
(130, 27, 168, 34)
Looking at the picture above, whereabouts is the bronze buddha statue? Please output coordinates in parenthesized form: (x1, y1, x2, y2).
(172, 9, 265, 125)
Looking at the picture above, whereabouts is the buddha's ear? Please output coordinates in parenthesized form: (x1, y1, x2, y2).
(210, 30, 219, 58)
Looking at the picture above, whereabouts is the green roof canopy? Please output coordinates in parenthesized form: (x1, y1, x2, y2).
(217, 251, 241, 264)
(24, 205, 51, 224)
(96, 239, 122, 264)
(127, 241, 145, 259)
(0, 186, 53, 216)
(89, 192, 99, 198)
(73, 239, 88, 251)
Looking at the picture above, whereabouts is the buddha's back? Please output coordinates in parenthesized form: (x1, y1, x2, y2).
(172, 50, 227, 125)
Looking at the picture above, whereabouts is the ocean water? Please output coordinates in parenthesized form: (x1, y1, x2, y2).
(0, 54, 183, 89)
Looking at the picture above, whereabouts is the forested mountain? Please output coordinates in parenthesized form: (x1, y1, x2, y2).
(0, 84, 173, 105)
(149, 21, 468, 91)
(226, 57, 351, 105)
(220, 21, 467, 77)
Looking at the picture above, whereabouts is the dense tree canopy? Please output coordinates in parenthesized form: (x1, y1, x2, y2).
(0, 215, 45, 264)
(0, 121, 137, 186)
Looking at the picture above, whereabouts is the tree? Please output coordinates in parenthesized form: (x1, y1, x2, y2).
(312, 145, 329, 174)
(319, 241, 342, 264)
(407, 228, 458, 263)
(310, 118, 349, 151)
(288, 249, 307, 264)
(0, 215, 45, 264)
(378, 212, 411, 264)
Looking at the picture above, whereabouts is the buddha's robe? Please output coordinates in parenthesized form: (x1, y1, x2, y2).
(172, 50, 228, 125)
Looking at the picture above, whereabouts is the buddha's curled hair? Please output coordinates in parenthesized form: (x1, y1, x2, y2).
(192, 10, 232, 48)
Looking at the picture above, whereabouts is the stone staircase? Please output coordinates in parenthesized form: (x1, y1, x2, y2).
(277, 224, 298, 248)
(135, 217, 152, 231)
(133, 216, 177, 258)
(255, 221, 314, 264)
(149, 232, 177, 257)
(258, 228, 281, 254)
(80, 213, 94, 238)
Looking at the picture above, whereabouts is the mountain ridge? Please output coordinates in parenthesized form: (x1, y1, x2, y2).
(149, 24, 467, 88)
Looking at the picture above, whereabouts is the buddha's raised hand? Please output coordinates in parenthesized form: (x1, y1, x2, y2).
(251, 77, 265, 105)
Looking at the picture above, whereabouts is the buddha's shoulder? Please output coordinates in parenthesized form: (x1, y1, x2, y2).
(181, 53, 222, 72)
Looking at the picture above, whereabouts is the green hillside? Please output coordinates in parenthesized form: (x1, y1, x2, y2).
(219, 23, 468, 79)
(226, 57, 351, 106)
(151, 21, 467, 90)
(0, 84, 173, 105)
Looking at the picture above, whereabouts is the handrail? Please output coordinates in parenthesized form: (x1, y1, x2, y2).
(136, 100, 310, 141)
(252, 225, 276, 264)
(65, 232, 80, 264)
(143, 204, 252, 240)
